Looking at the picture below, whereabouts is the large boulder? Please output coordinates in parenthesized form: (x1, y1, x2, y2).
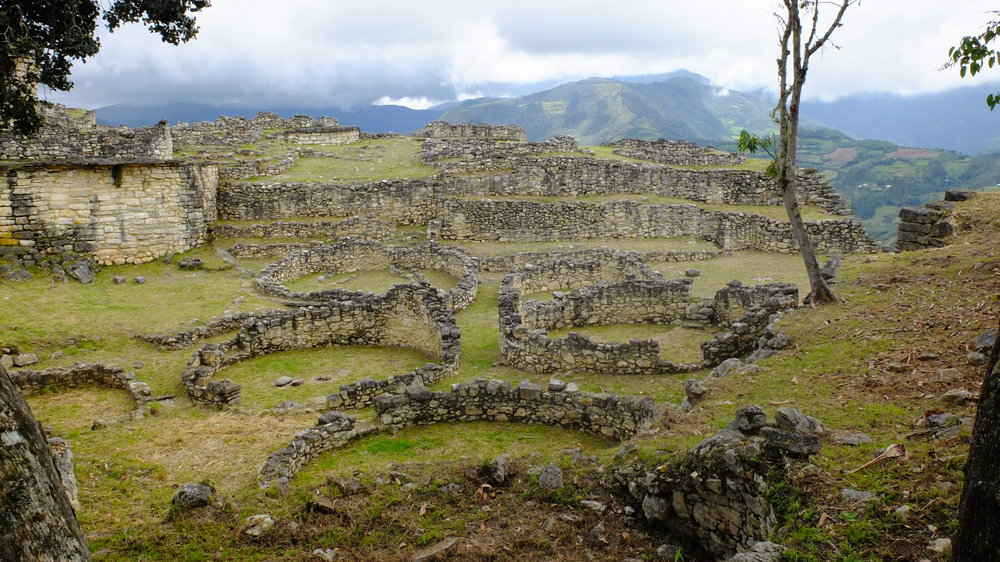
(171, 483, 215, 511)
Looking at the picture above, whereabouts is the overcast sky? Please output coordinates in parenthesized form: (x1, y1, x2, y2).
(46, 1, 1000, 110)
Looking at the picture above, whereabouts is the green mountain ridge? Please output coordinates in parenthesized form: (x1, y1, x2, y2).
(441, 75, 1000, 242)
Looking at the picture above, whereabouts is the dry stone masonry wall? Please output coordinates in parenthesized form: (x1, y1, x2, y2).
(275, 127, 360, 145)
(415, 121, 528, 141)
(701, 282, 799, 367)
(421, 136, 580, 164)
(10, 363, 153, 423)
(210, 215, 393, 242)
(0, 111, 173, 162)
(609, 138, 746, 167)
(375, 378, 658, 441)
(0, 161, 218, 265)
(896, 191, 971, 251)
(438, 199, 877, 254)
(254, 239, 479, 311)
(182, 284, 460, 409)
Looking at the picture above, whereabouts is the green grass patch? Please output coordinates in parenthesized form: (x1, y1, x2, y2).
(548, 323, 712, 363)
(254, 137, 435, 183)
(649, 252, 813, 298)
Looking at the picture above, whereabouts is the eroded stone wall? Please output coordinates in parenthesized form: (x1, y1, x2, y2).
(277, 127, 360, 145)
(415, 121, 527, 141)
(10, 363, 152, 422)
(438, 199, 877, 254)
(0, 120, 172, 162)
(421, 136, 579, 163)
(254, 239, 479, 310)
(210, 215, 393, 241)
(0, 162, 218, 265)
(375, 379, 657, 441)
(182, 284, 460, 408)
(609, 138, 745, 167)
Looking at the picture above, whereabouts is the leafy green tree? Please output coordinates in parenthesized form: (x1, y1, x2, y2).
(0, 0, 210, 135)
(947, 12, 1000, 109)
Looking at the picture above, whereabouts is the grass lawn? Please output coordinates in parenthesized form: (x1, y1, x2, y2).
(649, 251, 813, 298)
(253, 137, 436, 183)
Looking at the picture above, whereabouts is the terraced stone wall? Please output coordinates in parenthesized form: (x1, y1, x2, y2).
(0, 161, 218, 265)
(258, 412, 376, 489)
(438, 199, 877, 254)
(254, 239, 479, 310)
(609, 138, 746, 167)
(421, 136, 579, 163)
(375, 379, 657, 441)
(182, 284, 460, 408)
(478, 248, 725, 273)
(210, 215, 393, 241)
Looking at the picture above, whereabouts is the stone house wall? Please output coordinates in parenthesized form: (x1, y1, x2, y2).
(375, 379, 657, 441)
(415, 121, 528, 141)
(209, 215, 393, 241)
(0, 121, 173, 162)
(278, 127, 360, 145)
(0, 161, 218, 265)
(10, 363, 152, 423)
(182, 284, 460, 408)
(253, 239, 479, 311)
(609, 138, 746, 167)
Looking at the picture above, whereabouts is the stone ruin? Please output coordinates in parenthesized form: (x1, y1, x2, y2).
(181, 283, 460, 409)
(609, 138, 746, 167)
(415, 120, 528, 141)
(8, 363, 153, 425)
(253, 238, 480, 311)
(896, 190, 973, 251)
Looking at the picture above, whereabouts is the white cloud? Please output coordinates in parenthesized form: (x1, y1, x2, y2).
(48, 0, 1000, 109)
(373, 96, 445, 110)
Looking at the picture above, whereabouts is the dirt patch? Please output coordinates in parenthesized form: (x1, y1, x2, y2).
(824, 147, 858, 164)
(889, 148, 940, 159)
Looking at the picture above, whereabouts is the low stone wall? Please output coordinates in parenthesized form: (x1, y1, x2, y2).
(415, 121, 527, 141)
(375, 379, 657, 441)
(210, 216, 393, 241)
(478, 248, 727, 273)
(277, 127, 360, 145)
(138, 311, 281, 350)
(182, 284, 460, 408)
(438, 199, 878, 255)
(0, 120, 172, 162)
(609, 138, 745, 167)
(500, 278, 699, 375)
(254, 239, 479, 311)
(258, 411, 377, 489)
(171, 113, 339, 148)
(897, 200, 958, 251)
(10, 363, 152, 422)
(421, 136, 579, 163)
(228, 242, 318, 260)
(0, 161, 218, 265)
(701, 283, 799, 367)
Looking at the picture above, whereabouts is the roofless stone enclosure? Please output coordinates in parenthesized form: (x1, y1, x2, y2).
(9, 363, 153, 424)
(497, 251, 703, 375)
(254, 238, 479, 311)
(257, 382, 657, 488)
(182, 284, 460, 409)
(497, 251, 803, 375)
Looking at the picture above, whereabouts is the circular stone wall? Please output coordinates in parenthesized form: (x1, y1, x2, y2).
(254, 238, 479, 310)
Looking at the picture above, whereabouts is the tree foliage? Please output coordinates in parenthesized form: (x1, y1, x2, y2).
(0, 0, 210, 135)
(947, 12, 1000, 109)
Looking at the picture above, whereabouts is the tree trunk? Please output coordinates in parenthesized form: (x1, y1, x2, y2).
(0, 366, 90, 561)
(955, 315, 1000, 561)
(778, 1, 838, 305)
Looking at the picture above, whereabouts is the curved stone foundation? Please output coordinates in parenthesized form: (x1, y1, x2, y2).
(258, 411, 376, 489)
(254, 239, 479, 311)
(701, 282, 800, 367)
(11, 363, 153, 422)
(375, 379, 657, 441)
(182, 284, 460, 408)
(138, 311, 283, 351)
